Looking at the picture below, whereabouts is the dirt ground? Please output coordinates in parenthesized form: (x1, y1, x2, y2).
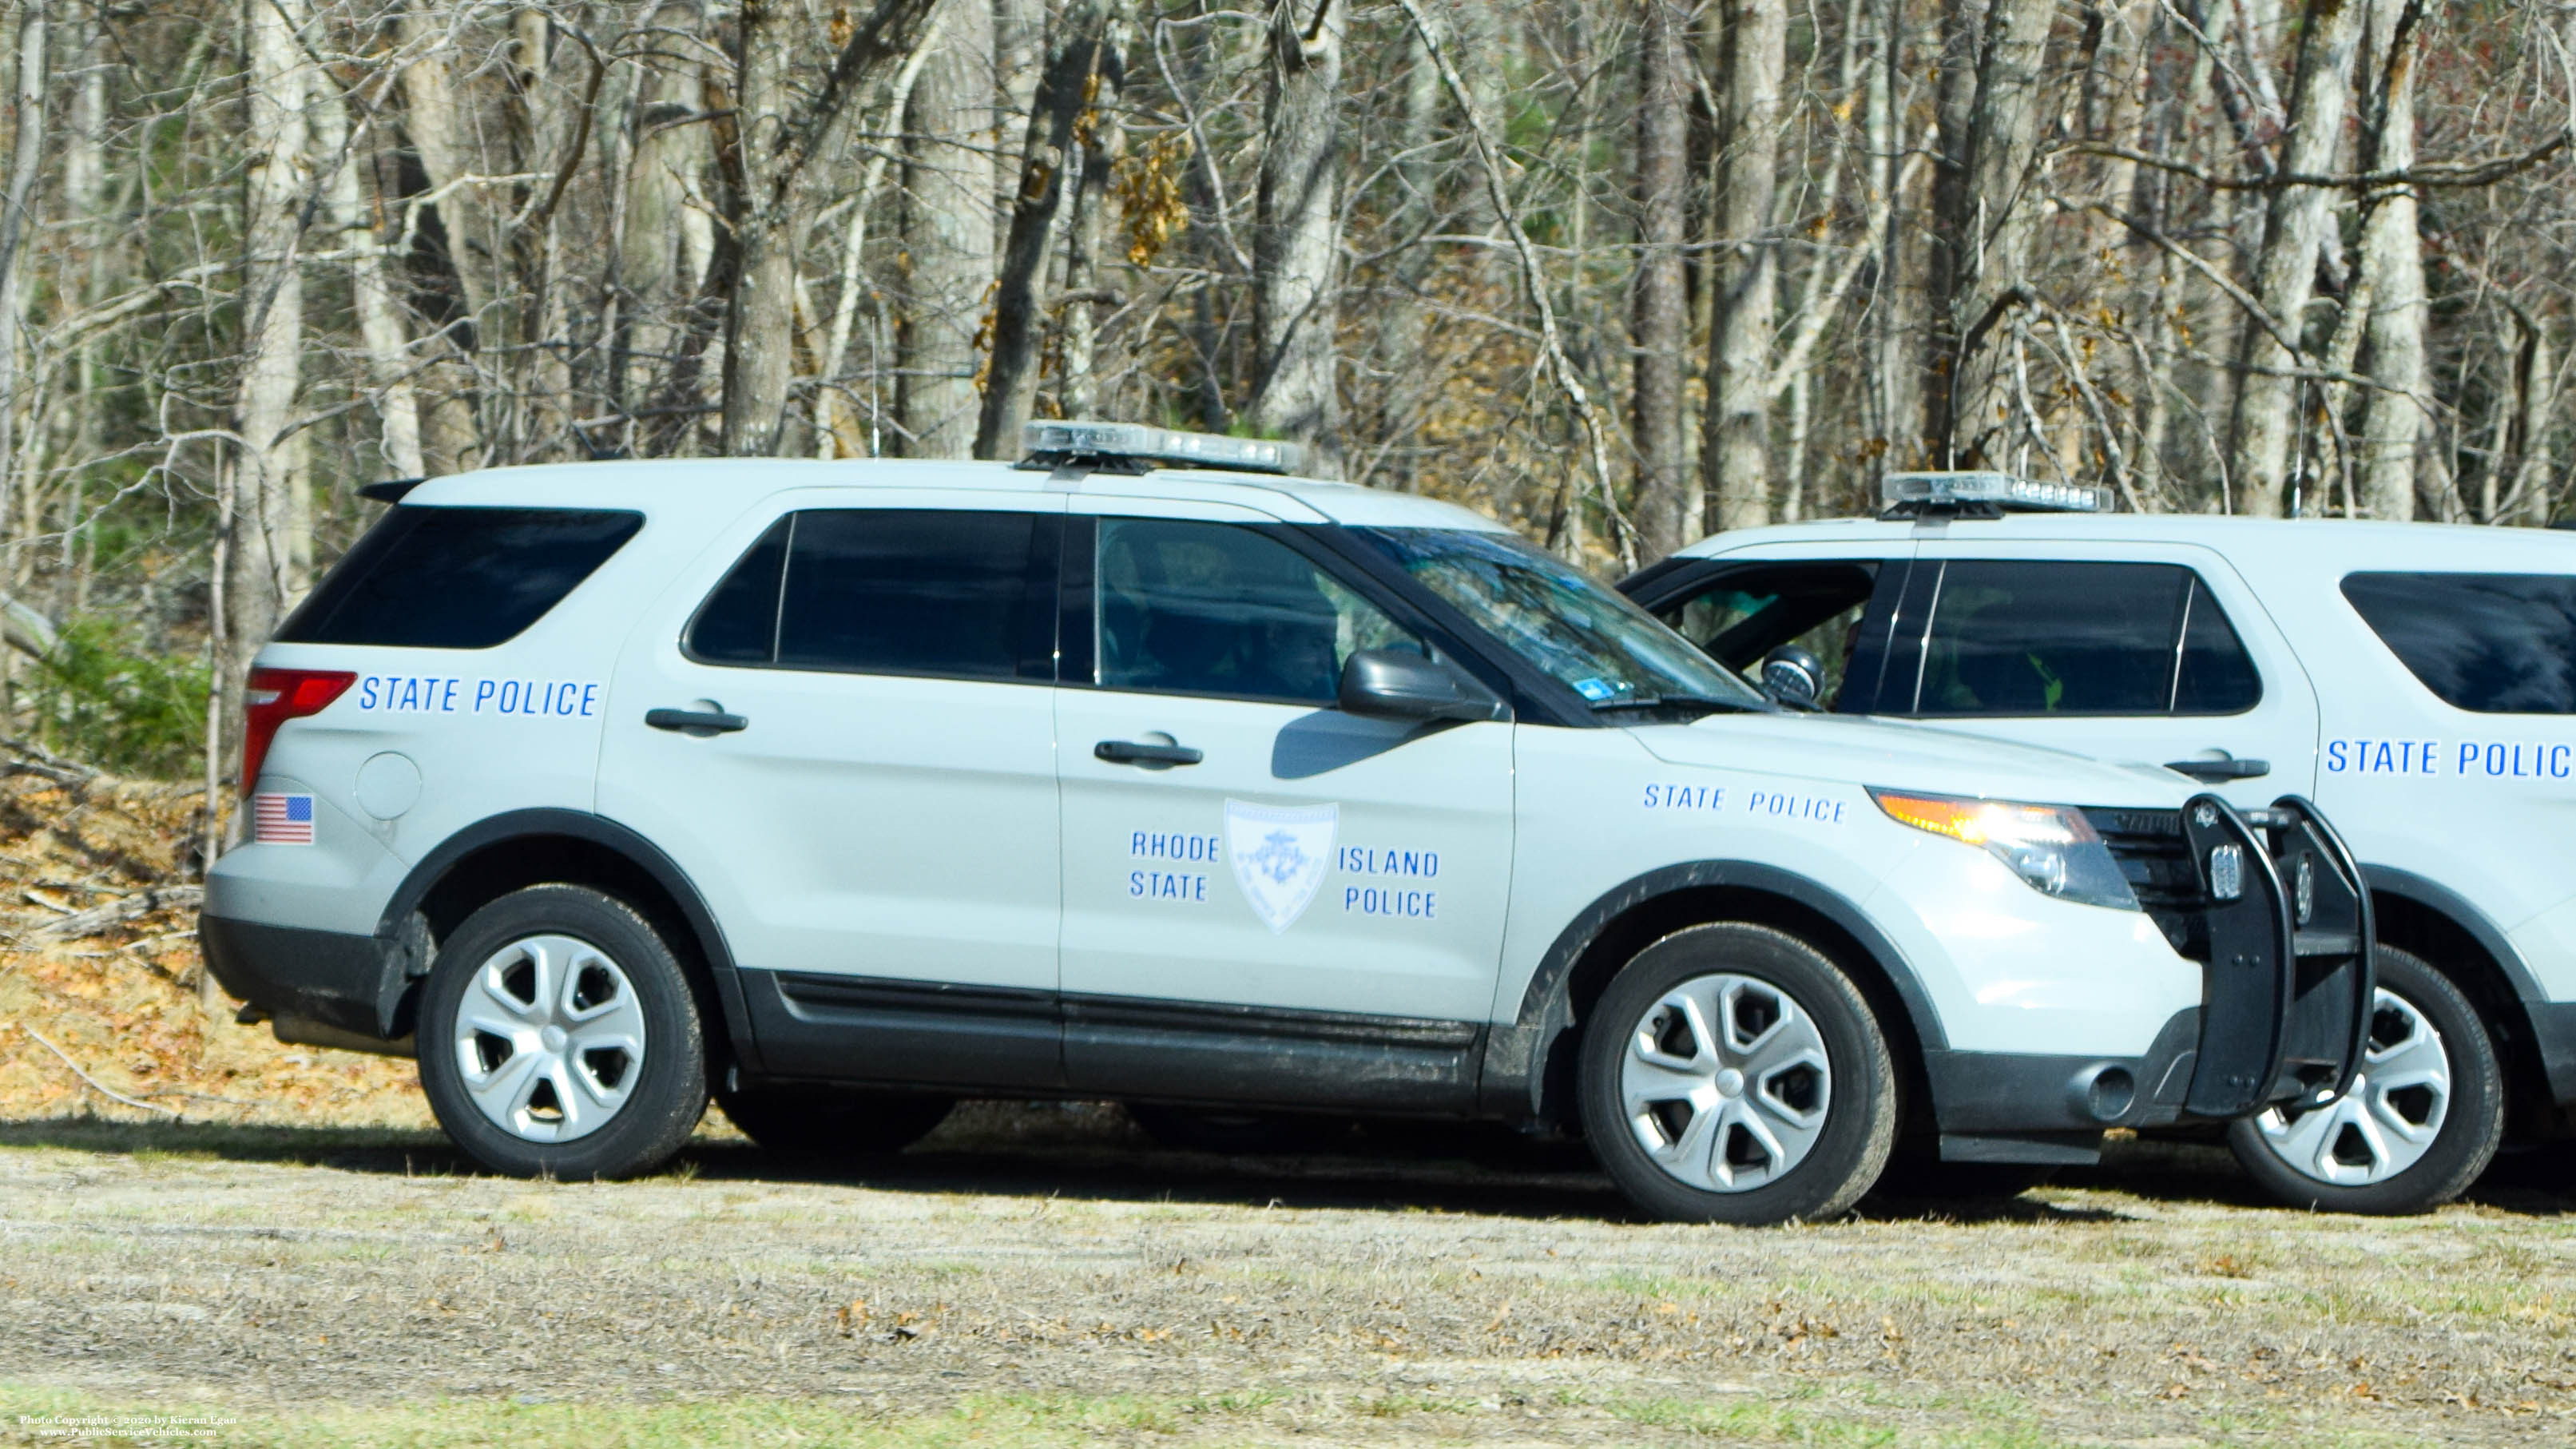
(0, 1102, 2570, 1448)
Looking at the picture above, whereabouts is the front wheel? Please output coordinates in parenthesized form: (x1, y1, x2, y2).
(415, 885, 708, 1180)
(1578, 923, 1897, 1224)
(2225, 947, 2503, 1215)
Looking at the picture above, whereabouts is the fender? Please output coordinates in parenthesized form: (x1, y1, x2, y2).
(1479, 859, 1943, 1120)
(379, 808, 762, 1074)
(2365, 863, 2576, 1102)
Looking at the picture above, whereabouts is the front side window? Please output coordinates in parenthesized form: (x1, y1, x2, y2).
(1656, 562, 1881, 710)
(1907, 561, 2258, 717)
(1359, 527, 1763, 713)
(278, 506, 642, 649)
(1094, 518, 1416, 703)
(685, 509, 1055, 681)
(2343, 571, 2576, 713)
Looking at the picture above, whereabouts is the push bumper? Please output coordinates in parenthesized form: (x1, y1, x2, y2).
(1927, 795, 2375, 1165)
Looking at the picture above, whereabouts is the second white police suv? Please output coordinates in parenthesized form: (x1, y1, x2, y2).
(201, 426, 2368, 1225)
(1626, 470, 2576, 1214)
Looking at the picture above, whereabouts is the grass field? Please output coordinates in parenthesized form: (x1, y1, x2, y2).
(0, 1102, 2570, 1447)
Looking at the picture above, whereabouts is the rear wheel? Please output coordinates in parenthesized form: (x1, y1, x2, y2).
(415, 885, 707, 1180)
(2225, 947, 2503, 1215)
(1578, 923, 1896, 1224)
(716, 1084, 954, 1155)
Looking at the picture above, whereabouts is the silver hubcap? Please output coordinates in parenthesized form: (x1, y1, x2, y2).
(1620, 972, 1832, 1192)
(451, 934, 647, 1143)
(2252, 987, 2450, 1187)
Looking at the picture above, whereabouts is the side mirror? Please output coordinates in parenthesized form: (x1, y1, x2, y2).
(1759, 645, 1824, 711)
(1338, 649, 1507, 723)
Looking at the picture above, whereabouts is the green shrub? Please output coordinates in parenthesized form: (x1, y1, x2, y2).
(25, 617, 207, 780)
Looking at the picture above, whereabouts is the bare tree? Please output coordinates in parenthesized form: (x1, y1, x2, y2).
(1702, 0, 1785, 530)
(1246, 0, 1345, 474)
(1630, 0, 1692, 552)
(2355, 0, 2428, 519)
(896, 0, 997, 457)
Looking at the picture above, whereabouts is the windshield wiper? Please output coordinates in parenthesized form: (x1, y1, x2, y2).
(1589, 693, 1764, 717)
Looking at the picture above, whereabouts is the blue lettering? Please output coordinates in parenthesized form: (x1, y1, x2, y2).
(359, 677, 379, 709)
(2463, 742, 2483, 774)
(473, 681, 495, 712)
(2555, 744, 2572, 780)
(2372, 740, 2395, 772)
(440, 679, 458, 713)
(2326, 740, 2345, 772)
(2425, 739, 2441, 774)
(498, 681, 520, 714)
(2488, 743, 2508, 776)
(581, 683, 599, 716)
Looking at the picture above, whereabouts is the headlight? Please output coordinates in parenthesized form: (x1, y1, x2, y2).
(1869, 789, 2141, 911)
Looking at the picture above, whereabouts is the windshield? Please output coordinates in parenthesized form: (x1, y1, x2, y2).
(1357, 528, 1767, 713)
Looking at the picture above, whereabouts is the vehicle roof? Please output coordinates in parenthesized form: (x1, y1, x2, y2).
(1676, 511, 2576, 567)
(398, 458, 1510, 533)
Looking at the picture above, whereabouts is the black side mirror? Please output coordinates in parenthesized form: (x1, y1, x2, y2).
(1759, 645, 1824, 711)
(1337, 649, 1507, 722)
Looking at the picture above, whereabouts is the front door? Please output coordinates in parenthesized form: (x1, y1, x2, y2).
(1052, 507, 1515, 1110)
(597, 494, 1066, 1087)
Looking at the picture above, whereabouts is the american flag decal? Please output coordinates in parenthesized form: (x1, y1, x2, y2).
(253, 792, 316, 845)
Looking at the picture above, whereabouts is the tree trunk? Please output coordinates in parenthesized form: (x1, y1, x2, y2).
(975, 0, 1113, 459)
(313, 74, 425, 481)
(897, 0, 999, 456)
(1630, 0, 1692, 554)
(1924, 0, 2054, 468)
(1053, 2, 1128, 420)
(0, 0, 42, 559)
(2355, 0, 2426, 521)
(615, 0, 717, 451)
(394, 6, 490, 474)
(1245, 0, 1346, 475)
(224, 0, 313, 784)
(1702, 0, 1784, 531)
(721, 0, 941, 457)
(2230, 0, 2364, 516)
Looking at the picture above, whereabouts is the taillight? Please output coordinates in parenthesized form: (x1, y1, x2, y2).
(240, 667, 355, 792)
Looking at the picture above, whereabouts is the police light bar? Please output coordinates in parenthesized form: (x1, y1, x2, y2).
(1881, 470, 2110, 514)
(1020, 420, 1301, 476)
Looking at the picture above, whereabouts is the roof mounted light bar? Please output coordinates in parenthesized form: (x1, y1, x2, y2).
(1018, 420, 1302, 477)
(1880, 470, 2110, 518)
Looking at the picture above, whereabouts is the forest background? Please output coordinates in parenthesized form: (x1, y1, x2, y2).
(0, 0, 2567, 849)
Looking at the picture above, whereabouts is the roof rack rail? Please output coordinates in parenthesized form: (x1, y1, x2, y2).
(359, 478, 424, 504)
(1017, 420, 1301, 478)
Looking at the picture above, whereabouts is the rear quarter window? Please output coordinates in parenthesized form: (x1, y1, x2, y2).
(277, 506, 643, 649)
(2342, 571, 2576, 713)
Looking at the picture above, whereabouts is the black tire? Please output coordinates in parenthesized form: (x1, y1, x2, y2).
(415, 885, 708, 1180)
(1127, 1103, 1348, 1154)
(1578, 923, 1897, 1225)
(2226, 947, 2503, 1215)
(716, 1084, 954, 1154)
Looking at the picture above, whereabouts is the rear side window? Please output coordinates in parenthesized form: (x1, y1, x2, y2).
(2343, 572, 2576, 713)
(277, 506, 642, 649)
(1653, 561, 1883, 711)
(685, 509, 1056, 681)
(1907, 561, 2260, 717)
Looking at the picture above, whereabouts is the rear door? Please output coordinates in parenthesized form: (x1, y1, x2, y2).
(597, 490, 1066, 1088)
(1895, 541, 2318, 807)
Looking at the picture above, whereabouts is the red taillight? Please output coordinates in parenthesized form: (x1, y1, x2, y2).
(240, 667, 356, 792)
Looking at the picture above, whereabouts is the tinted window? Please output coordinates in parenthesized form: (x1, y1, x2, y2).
(2344, 572, 2576, 713)
(1911, 561, 2259, 717)
(1656, 562, 1880, 710)
(277, 506, 641, 649)
(689, 510, 1055, 681)
(1096, 518, 1416, 702)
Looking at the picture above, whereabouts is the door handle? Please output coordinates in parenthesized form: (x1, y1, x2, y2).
(2166, 756, 2269, 782)
(1095, 739, 1203, 767)
(645, 708, 748, 735)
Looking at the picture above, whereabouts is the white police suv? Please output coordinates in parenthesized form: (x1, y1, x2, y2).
(1624, 472, 2576, 1214)
(200, 427, 2368, 1224)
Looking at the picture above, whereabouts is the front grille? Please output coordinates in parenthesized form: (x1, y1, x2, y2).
(2084, 807, 2209, 961)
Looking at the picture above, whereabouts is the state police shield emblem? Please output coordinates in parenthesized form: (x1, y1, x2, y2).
(1224, 799, 1338, 934)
